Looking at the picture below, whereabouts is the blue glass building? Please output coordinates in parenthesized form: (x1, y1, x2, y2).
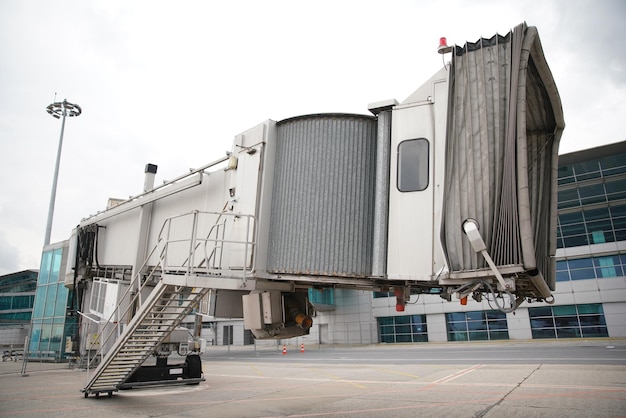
(28, 241, 76, 360)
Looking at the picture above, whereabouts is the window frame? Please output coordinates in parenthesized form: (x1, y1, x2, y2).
(397, 138, 429, 192)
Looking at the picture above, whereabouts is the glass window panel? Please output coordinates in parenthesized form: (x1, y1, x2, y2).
(559, 211, 584, 225)
(595, 256, 621, 278)
(559, 187, 579, 199)
(396, 325, 411, 334)
(557, 328, 582, 338)
(486, 311, 506, 320)
(558, 164, 574, 179)
(378, 317, 393, 326)
(581, 327, 609, 338)
(49, 324, 63, 353)
(39, 323, 52, 351)
(610, 204, 626, 218)
(412, 334, 428, 343)
(590, 230, 614, 244)
(447, 322, 467, 332)
(411, 323, 426, 333)
(577, 304, 604, 315)
(488, 320, 509, 330)
(530, 318, 554, 328)
(54, 285, 68, 316)
(489, 330, 510, 340)
(395, 334, 412, 343)
(592, 256, 620, 267)
(569, 268, 596, 280)
(553, 305, 577, 315)
(468, 331, 489, 341)
(380, 334, 394, 343)
(467, 321, 487, 331)
(448, 331, 468, 342)
(556, 260, 568, 271)
(38, 252, 52, 285)
(579, 315, 606, 327)
(532, 328, 556, 339)
(394, 316, 410, 325)
(466, 311, 484, 321)
(574, 161, 600, 176)
(29, 321, 42, 350)
(447, 312, 466, 322)
(380, 325, 394, 335)
(556, 270, 570, 282)
(613, 216, 626, 229)
(492, 330, 506, 339)
(600, 154, 626, 169)
(529, 307, 553, 317)
(397, 138, 429, 192)
(50, 249, 62, 284)
(578, 184, 607, 204)
(560, 223, 587, 237)
(567, 258, 593, 269)
(43, 285, 57, 317)
(583, 207, 610, 221)
(555, 317, 580, 328)
(563, 235, 589, 247)
(586, 219, 613, 233)
(605, 179, 626, 201)
(32, 286, 47, 319)
(615, 229, 626, 241)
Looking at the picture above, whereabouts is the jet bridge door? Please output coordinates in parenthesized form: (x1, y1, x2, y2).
(386, 75, 448, 282)
(387, 101, 436, 281)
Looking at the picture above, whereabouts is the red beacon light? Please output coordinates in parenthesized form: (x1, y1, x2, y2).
(438, 37, 452, 54)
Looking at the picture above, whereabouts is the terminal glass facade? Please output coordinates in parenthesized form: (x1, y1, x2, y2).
(528, 304, 608, 339)
(378, 315, 428, 343)
(29, 246, 76, 359)
(0, 270, 37, 325)
(446, 311, 509, 341)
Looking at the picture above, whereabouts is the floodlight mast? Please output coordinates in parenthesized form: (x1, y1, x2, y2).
(44, 99, 81, 246)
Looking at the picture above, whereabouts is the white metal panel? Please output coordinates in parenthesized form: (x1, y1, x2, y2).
(261, 291, 282, 324)
(387, 102, 435, 280)
(242, 293, 263, 330)
(224, 124, 265, 270)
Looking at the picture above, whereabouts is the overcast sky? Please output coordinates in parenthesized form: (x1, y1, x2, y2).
(0, 0, 624, 275)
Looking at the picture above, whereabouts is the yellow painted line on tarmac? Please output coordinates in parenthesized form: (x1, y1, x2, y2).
(249, 364, 264, 377)
(376, 368, 420, 379)
(314, 369, 368, 389)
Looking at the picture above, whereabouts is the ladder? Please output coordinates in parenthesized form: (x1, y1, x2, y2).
(81, 282, 209, 397)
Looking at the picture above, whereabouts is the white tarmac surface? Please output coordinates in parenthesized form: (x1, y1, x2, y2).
(1, 340, 625, 417)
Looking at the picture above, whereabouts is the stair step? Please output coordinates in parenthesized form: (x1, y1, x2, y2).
(83, 283, 210, 393)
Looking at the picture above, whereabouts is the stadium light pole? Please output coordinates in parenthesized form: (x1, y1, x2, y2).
(44, 99, 81, 246)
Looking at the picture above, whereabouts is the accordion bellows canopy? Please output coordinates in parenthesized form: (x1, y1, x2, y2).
(441, 23, 565, 290)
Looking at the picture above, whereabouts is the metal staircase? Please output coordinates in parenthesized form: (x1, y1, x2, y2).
(80, 210, 256, 397)
(82, 283, 209, 397)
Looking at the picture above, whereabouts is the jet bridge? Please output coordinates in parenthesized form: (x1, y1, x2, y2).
(71, 22, 563, 397)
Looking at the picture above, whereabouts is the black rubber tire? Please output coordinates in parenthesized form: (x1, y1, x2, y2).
(185, 354, 202, 379)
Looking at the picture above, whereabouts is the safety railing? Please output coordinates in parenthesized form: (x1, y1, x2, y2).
(159, 210, 257, 283)
(83, 209, 256, 372)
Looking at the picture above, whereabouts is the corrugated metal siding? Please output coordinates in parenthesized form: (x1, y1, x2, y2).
(267, 114, 377, 277)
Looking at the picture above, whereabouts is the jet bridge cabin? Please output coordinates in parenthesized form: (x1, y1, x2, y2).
(72, 23, 564, 397)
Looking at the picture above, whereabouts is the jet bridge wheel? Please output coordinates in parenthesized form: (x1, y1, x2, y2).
(85, 390, 113, 399)
(184, 354, 202, 384)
